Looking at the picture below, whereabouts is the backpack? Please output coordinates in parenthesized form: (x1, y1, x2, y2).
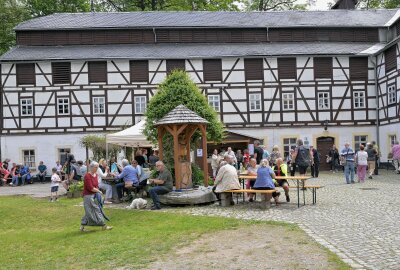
(296, 146, 311, 167)
(71, 164, 82, 180)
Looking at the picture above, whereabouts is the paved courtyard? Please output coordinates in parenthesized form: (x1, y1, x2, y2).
(1, 170, 399, 269)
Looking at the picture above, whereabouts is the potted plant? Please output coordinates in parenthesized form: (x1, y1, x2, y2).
(67, 181, 84, 198)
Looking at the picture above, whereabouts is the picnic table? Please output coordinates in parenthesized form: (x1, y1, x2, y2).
(238, 174, 317, 207)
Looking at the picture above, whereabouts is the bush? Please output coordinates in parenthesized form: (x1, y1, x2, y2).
(69, 181, 84, 192)
(191, 163, 204, 187)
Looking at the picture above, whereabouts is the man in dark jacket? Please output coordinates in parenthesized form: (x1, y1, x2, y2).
(310, 146, 320, 178)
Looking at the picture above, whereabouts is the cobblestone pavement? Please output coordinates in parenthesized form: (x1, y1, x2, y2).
(0, 182, 67, 198)
(1, 171, 399, 269)
(166, 170, 400, 270)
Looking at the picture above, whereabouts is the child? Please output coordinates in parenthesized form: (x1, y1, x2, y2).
(50, 167, 62, 202)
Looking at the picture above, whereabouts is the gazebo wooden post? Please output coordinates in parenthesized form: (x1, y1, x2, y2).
(172, 125, 181, 190)
(199, 124, 208, 187)
(157, 126, 164, 160)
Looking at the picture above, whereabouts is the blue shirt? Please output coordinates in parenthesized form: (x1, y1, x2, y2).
(262, 150, 270, 159)
(253, 166, 275, 189)
(116, 165, 139, 185)
(341, 147, 355, 162)
(20, 166, 31, 180)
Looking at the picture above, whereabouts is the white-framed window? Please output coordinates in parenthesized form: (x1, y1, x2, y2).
(389, 134, 397, 147)
(282, 93, 294, 110)
(58, 148, 71, 165)
(23, 149, 35, 169)
(318, 92, 330, 110)
(93, 97, 105, 114)
(208, 95, 220, 112)
(20, 98, 33, 116)
(354, 135, 368, 151)
(249, 93, 261, 111)
(134, 96, 147, 114)
(57, 97, 70, 115)
(388, 85, 397, 105)
(353, 91, 365, 108)
(283, 137, 297, 158)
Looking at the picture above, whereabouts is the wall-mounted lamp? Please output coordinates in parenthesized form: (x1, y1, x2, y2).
(323, 120, 329, 131)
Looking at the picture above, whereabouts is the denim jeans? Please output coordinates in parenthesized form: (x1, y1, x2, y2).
(12, 176, 19, 185)
(21, 174, 31, 185)
(344, 161, 355, 184)
(149, 186, 170, 208)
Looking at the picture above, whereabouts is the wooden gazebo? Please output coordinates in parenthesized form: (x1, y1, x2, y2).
(154, 105, 209, 189)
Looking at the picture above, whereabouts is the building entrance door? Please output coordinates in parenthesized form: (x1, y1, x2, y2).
(316, 137, 334, 171)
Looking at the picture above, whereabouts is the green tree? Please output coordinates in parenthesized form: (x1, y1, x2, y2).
(144, 70, 224, 168)
(0, 0, 30, 55)
(358, 0, 400, 8)
(24, 0, 90, 16)
(80, 134, 121, 162)
(243, 0, 306, 11)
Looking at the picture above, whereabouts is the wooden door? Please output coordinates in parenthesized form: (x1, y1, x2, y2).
(316, 137, 334, 171)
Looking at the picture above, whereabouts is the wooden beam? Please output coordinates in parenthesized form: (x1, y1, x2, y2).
(157, 126, 164, 161)
(176, 124, 188, 136)
(199, 124, 208, 187)
(164, 125, 174, 135)
(172, 125, 181, 190)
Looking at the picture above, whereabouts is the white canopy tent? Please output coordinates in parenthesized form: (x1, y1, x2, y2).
(105, 119, 155, 159)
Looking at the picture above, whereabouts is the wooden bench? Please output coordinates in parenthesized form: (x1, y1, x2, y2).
(223, 189, 279, 209)
(288, 185, 323, 205)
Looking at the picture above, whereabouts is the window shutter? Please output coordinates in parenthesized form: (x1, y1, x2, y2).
(385, 45, 397, 73)
(244, 58, 263, 81)
(16, 63, 35, 85)
(166, 60, 185, 74)
(349, 57, 368, 81)
(203, 59, 222, 82)
(130, 60, 149, 82)
(52, 62, 71, 84)
(88, 61, 107, 83)
(314, 57, 332, 79)
(278, 58, 297, 80)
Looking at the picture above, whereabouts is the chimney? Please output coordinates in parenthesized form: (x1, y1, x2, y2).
(331, 0, 357, 9)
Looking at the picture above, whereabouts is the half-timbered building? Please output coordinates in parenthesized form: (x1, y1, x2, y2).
(1, 10, 399, 170)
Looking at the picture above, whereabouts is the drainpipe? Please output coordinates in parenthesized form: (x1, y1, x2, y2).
(369, 55, 379, 148)
(153, 28, 157, 43)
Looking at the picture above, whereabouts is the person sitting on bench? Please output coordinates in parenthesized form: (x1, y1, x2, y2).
(147, 161, 173, 210)
(213, 159, 241, 204)
(115, 159, 139, 202)
(253, 159, 280, 205)
(36, 161, 47, 184)
(272, 158, 290, 202)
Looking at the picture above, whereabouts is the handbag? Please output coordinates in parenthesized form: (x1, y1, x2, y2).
(340, 149, 350, 166)
(326, 156, 332, 164)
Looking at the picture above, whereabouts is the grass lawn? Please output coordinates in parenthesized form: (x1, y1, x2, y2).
(0, 196, 350, 270)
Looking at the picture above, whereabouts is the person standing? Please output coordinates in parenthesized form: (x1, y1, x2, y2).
(371, 141, 380, 175)
(392, 141, 400, 174)
(262, 146, 270, 160)
(288, 148, 296, 176)
(340, 143, 355, 184)
(366, 143, 377, 179)
(148, 150, 160, 168)
(50, 168, 62, 202)
(269, 145, 282, 167)
(235, 149, 244, 170)
(224, 147, 237, 167)
(135, 150, 146, 167)
(328, 145, 340, 173)
(292, 139, 312, 176)
(310, 146, 320, 178)
(211, 149, 219, 178)
(253, 140, 264, 165)
(80, 162, 112, 232)
(147, 161, 173, 210)
(243, 149, 251, 168)
(355, 145, 368, 183)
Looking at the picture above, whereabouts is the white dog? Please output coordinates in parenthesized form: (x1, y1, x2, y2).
(126, 198, 148, 209)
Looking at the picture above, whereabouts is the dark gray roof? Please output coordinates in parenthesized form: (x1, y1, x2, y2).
(15, 10, 398, 30)
(0, 42, 384, 62)
(154, 105, 209, 126)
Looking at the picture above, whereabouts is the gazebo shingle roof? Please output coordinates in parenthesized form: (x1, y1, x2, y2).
(154, 105, 209, 126)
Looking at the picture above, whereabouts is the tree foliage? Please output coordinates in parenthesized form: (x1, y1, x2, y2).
(144, 70, 225, 168)
(243, 0, 306, 11)
(357, 0, 400, 8)
(0, 0, 30, 55)
(24, 0, 90, 17)
(80, 134, 121, 162)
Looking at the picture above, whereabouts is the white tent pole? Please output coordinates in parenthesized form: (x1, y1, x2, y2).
(106, 142, 109, 161)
